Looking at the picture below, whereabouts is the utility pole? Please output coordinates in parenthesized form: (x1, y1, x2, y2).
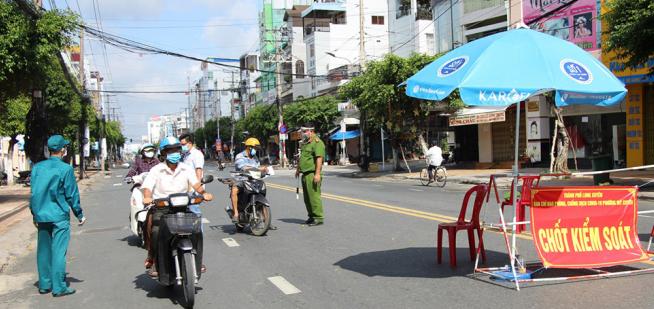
(358, 0, 368, 171)
(229, 71, 236, 160)
(187, 76, 192, 132)
(79, 26, 89, 177)
(275, 27, 288, 168)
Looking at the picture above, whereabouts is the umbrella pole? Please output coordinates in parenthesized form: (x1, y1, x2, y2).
(510, 102, 521, 291)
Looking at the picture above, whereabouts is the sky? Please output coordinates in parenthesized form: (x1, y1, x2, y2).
(47, 0, 261, 142)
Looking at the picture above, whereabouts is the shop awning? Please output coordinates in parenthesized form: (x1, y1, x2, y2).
(329, 130, 361, 140)
(448, 106, 509, 127)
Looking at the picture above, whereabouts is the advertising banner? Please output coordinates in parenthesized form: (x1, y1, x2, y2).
(523, 0, 598, 52)
(530, 187, 648, 268)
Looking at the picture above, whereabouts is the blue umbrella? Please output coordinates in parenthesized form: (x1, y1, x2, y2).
(405, 28, 626, 107)
(404, 28, 627, 289)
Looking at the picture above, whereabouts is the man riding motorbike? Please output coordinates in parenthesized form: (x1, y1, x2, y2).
(125, 143, 159, 180)
(229, 137, 268, 222)
(141, 136, 213, 277)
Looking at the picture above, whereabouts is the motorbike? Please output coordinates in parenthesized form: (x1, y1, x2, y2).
(150, 175, 214, 308)
(125, 173, 149, 247)
(219, 169, 273, 236)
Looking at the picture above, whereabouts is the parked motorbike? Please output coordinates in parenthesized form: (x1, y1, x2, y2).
(149, 175, 213, 308)
(125, 173, 149, 247)
(219, 169, 273, 236)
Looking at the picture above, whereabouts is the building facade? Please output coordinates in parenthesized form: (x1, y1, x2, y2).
(388, 0, 435, 57)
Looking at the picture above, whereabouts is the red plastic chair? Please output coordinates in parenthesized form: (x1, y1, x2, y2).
(501, 175, 540, 233)
(437, 184, 488, 267)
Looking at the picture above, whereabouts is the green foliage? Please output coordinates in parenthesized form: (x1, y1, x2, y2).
(0, 95, 29, 137)
(105, 120, 125, 147)
(0, 2, 79, 98)
(239, 104, 278, 143)
(603, 0, 654, 74)
(283, 96, 340, 134)
(339, 53, 449, 143)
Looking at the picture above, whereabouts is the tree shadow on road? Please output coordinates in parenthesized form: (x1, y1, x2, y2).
(334, 247, 507, 278)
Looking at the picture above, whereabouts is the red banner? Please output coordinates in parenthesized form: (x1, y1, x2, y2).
(530, 187, 648, 268)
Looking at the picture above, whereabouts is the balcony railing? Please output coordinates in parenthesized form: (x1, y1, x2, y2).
(463, 0, 503, 14)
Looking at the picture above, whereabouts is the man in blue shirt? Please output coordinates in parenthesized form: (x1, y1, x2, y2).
(30, 135, 86, 297)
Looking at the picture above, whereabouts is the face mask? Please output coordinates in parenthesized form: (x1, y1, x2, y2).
(62, 148, 68, 157)
(144, 151, 155, 158)
(166, 152, 182, 164)
(181, 145, 189, 153)
(301, 132, 310, 142)
(250, 148, 257, 156)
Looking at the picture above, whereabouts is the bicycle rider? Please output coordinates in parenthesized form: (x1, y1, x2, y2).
(426, 140, 443, 181)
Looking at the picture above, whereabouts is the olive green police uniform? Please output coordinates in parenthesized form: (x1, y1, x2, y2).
(299, 137, 325, 222)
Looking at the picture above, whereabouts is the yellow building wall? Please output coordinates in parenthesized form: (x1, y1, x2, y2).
(625, 84, 644, 167)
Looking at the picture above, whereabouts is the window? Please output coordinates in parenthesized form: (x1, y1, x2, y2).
(296, 60, 305, 79)
(426, 33, 435, 55)
(372, 16, 384, 25)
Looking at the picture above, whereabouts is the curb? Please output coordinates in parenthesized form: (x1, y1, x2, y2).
(0, 202, 29, 223)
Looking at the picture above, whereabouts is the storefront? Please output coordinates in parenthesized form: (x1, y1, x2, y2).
(602, 53, 654, 167)
(448, 104, 525, 165)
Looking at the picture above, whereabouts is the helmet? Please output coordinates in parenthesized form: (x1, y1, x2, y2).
(244, 137, 260, 147)
(159, 136, 181, 151)
(141, 143, 155, 153)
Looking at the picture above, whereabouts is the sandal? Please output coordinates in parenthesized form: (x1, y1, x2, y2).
(148, 269, 158, 278)
(231, 215, 239, 223)
(201, 264, 207, 273)
(144, 258, 153, 269)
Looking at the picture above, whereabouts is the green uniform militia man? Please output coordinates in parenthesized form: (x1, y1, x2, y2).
(29, 135, 86, 297)
(295, 123, 325, 226)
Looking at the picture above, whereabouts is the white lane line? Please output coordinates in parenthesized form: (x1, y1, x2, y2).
(113, 183, 122, 186)
(267, 276, 301, 295)
(115, 175, 123, 178)
(409, 188, 423, 192)
(104, 176, 111, 179)
(201, 218, 211, 224)
(222, 238, 240, 247)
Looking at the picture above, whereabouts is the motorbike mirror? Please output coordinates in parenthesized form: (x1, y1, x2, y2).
(201, 175, 214, 184)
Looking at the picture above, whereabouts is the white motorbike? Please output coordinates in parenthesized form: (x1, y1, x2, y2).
(126, 173, 149, 247)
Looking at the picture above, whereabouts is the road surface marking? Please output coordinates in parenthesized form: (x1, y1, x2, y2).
(113, 183, 122, 186)
(115, 175, 123, 178)
(267, 276, 301, 295)
(222, 238, 240, 247)
(201, 218, 211, 224)
(409, 189, 423, 192)
(104, 176, 111, 179)
(267, 182, 533, 241)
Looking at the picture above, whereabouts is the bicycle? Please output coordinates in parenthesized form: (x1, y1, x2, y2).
(420, 165, 447, 187)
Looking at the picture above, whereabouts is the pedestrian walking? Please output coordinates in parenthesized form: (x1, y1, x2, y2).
(295, 123, 325, 226)
(29, 135, 86, 297)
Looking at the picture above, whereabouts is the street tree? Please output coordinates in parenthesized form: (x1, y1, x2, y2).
(283, 96, 340, 135)
(340, 53, 461, 171)
(239, 104, 278, 151)
(603, 0, 654, 74)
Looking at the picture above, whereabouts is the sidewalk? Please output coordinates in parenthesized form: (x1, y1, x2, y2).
(0, 170, 105, 223)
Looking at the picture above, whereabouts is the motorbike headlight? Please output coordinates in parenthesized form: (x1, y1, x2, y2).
(170, 195, 190, 207)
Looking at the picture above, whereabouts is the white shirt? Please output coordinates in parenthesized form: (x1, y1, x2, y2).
(426, 146, 443, 167)
(142, 162, 200, 199)
(183, 147, 205, 171)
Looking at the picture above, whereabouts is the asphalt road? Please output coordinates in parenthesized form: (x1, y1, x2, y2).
(2, 164, 654, 309)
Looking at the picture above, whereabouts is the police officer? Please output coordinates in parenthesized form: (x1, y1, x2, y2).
(295, 123, 325, 226)
(30, 135, 85, 297)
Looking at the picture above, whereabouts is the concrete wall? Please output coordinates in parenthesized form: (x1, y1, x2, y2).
(478, 123, 493, 163)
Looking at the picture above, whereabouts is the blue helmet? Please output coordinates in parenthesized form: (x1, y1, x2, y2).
(159, 136, 181, 151)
